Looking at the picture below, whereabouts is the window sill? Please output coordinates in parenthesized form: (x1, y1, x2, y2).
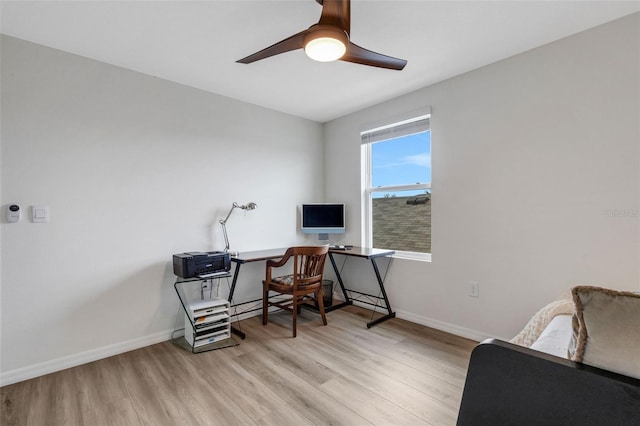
(391, 251, 431, 262)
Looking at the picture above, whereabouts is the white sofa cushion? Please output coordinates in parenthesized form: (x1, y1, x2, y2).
(530, 314, 573, 358)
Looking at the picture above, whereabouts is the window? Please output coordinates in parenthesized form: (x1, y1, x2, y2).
(361, 114, 431, 259)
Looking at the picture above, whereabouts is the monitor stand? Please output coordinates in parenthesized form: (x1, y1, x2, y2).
(318, 233, 329, 241)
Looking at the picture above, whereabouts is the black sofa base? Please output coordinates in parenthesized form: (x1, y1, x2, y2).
(457, 339, 640, 426)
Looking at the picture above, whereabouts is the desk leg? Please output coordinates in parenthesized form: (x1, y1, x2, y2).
(325, 252, 352, 312)
(228, 263, 246, 339)
(366, 257, 396, 328)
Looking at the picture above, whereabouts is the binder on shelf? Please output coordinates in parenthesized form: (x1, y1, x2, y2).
(190, 332, 230, 348)
(194, 324, 228, 339)
(185, 317, 231, 346)
(194, 312, 229, 326)
(187, 298, 229, 321)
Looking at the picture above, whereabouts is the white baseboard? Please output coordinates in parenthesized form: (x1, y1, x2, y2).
(394, 308, 493, 343)
(1, 329, 173, 387)
(345, 298, 492, 342)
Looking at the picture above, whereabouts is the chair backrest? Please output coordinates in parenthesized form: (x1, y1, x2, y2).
(289, 245, 329, 286)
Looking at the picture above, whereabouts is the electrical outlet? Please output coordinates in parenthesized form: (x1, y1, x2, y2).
(469, 282, 480, 298)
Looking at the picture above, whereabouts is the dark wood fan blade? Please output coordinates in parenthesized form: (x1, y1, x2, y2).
(318, 0, 350, 34)
(341, 42, 407, 70)
(236, 30, 307, 64)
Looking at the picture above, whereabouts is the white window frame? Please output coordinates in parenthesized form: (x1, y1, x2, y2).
(361, 113, 432, 262)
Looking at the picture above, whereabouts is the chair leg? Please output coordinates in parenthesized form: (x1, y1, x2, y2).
(317, 288, 327, 326)
(262, 283, 268, 326)
(292, 295, 297, 337)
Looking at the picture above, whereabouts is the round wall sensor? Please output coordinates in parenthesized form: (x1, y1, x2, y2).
(7, 204, 21, 222)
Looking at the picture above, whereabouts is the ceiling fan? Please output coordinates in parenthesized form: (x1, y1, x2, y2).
(236, 0, 407, 71)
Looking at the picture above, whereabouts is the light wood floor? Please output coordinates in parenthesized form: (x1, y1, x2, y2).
(1, 306, 477, 426)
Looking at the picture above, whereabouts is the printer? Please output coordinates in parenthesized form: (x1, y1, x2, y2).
(173, 251, 231, 278)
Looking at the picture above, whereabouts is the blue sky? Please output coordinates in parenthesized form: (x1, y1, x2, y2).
(372, 131, 431, 191)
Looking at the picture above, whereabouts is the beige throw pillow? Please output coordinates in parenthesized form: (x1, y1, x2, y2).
(570, 286, 640, 379)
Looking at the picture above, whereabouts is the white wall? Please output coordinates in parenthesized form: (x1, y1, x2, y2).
(0, 36, 323, 383)
(324, 14, 640, 341)
(2, 13, 639, 385)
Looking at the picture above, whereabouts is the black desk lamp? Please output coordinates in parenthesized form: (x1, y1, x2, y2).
(219, 202, 257, 257)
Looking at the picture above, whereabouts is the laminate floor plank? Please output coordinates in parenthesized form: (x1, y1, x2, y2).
(359, 354, 465, 410)
(254, 405, 316, 426)
(204, 356, 289, 422)
(232, 347, 371, 425)
(126, 344, 254, 426)
(359, 337, 469, 386)
(1, 306, 476, 426)
(2, 378, 38, 425)
(299, 327, 462, 424)
(113, 346, 203, 425)
(395, 334, 475, 369)
(73, 357, 141, 426)
(299, 314, 469, 389)
(319, 375, 430, 426)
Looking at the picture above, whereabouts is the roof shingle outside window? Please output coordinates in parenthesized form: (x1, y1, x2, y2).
(372, 195, 431, 253)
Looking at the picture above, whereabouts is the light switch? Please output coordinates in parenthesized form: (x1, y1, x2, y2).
(32, 205, 49, 223)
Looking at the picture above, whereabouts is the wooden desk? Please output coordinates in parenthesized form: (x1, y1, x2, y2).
(227, 246, 395, 338)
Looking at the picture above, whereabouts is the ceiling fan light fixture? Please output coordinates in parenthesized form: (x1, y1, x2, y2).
(303, 26, 348, 62)
(305, 36, 346, 62)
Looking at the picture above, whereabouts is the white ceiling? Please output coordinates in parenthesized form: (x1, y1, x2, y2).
(1, 1, 638, 123)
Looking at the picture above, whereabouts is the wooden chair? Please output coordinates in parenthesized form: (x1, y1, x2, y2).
(262, 246, 329, 337)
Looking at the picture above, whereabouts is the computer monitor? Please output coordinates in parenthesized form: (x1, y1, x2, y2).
(301, 203, 345, 240)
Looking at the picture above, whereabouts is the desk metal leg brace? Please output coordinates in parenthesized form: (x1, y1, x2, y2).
(323, 253, 353, 312)
(365, 257, 396, 328)
(326, 253, 396, 328)
(228, 263, 246, 339)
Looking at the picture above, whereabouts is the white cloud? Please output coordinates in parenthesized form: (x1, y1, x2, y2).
(375, 152, 431, 169)
(404, 153, 431, 167)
